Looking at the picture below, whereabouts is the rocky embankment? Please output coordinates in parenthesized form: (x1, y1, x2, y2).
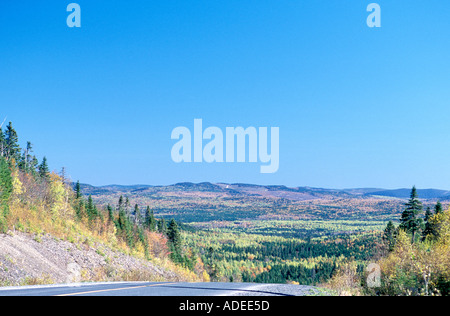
(0, 232, 180, 286)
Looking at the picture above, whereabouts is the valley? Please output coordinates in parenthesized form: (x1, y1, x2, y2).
(79, 182, 449, 287)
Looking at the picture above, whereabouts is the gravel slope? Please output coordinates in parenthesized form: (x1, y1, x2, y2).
(0, 232, 178, 286)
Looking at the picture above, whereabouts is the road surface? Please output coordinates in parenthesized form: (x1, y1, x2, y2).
(0, 282, 319, 296)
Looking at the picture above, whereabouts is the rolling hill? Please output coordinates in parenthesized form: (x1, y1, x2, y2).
(78, 182, 449, 224)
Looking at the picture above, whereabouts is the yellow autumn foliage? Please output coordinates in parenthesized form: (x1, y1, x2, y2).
(376, 209, 450, 296)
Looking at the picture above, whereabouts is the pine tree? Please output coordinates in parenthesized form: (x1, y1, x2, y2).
(400, 186, 423, 243)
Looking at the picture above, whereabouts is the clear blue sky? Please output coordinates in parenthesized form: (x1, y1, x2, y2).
(1, 1, 449, 189)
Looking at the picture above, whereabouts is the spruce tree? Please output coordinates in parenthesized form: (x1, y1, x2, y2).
(38, 157, 50, 180)
(0, 156, 13, 233)
(118, 195, 124, 210)
(400, 186, 423, 243)
(167, 219, 182, 262)
(119, 209, 134, 248)
(158, 218, 167, 234)
(25, 142, 33, 172)
(5, 122, 20, 162)
(86, 195, 95, 221)
(145, 206, 156, 231)
(0, 157, 13, 215)
(75, 181, 82, 199)
(422, 207, 434, 241)
(422, 201, 444, 241)
(383, 221, 397, 251)
(18, 142, 33, 172)
(29, 156, 39, 178)
(434, 200, 443, 215)
(107, 204, 115, 223)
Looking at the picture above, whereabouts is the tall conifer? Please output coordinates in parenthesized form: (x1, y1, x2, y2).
(400, 186, 423, 243)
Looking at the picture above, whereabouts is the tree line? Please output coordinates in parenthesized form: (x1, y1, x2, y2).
(373, 186, 450, 295)
(383, 186, 445, 249)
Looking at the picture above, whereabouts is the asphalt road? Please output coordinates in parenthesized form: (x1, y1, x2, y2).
(0, 282, 319, 296)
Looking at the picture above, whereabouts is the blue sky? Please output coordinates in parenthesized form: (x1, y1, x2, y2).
(1, 1, 449, 188)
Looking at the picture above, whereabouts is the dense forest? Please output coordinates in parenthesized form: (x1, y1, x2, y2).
(183, 225, 381, 286)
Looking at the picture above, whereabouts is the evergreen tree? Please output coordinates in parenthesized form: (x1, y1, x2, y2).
(75, 181, 82, 199)
(167, 219, 181, 246)
(18, 142, 33, 172)
(0, 157, 13, 212)
(115, 196, 134, 247)
(38, 157, 50, 180)
(167, 218, 182, 262)
(383, 221, 397, 251)
(25, 142, 33, 171)
(400, 186, 423, 243)
(107, 204, 114, 223)
(74, 198, 85, 221)
(118, 195, 124, 211)
(434, 200, 443, 215)
(60, 167, 67, 183)
(29, 155, 39, 178)
(86, 195, 95, 221)
(5, 122, 20, 162)
(0, 157, 12, 233)
(158, 218, 167, 234)
(145, 206, 156, 231)
(422, 207, 434, 241)
(422, 201, 444, 241)
(117, 207, 134, 248)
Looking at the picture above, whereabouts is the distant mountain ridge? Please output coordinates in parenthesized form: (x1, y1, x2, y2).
(77, 182, 450, 201)
(364, 188, 450, 200)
